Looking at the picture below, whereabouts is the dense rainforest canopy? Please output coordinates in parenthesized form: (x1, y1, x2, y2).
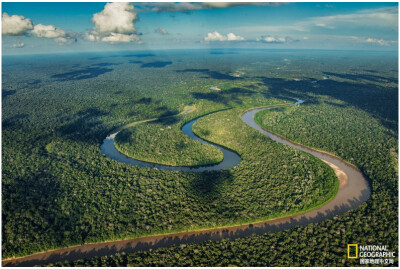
(2, 49, 398, 266)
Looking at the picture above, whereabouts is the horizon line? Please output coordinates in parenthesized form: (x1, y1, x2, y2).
(3, 47, 398, 57)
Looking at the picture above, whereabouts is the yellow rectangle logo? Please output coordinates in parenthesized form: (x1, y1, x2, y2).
(348, 244, 358, 259)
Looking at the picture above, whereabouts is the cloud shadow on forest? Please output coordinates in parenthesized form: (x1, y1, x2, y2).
(2, 89, 16, 99)
(191, 87, 256, 106)
(148, 107, 180, 126)
(27, 79, 42, 86)
(57, 108, 110, 143)
(176, 68, 242, 81)
(137, 97, 153, 104)
(209, 51, 239, 55)
(257, 75, 398, 132)
(363, 69, 378, 73)
(323, 71, 397, 84)
(89, 53, 155, 60)
(91, 62, 121, 67)
(141, 61, 173, 68)
(51, 66, 113, 81)
(2, 78, 43, 100)
(190, 170, 234, 197)
(2, 113, 28, 130)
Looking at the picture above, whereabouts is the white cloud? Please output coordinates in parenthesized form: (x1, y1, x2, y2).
(233, 6, 397, 35)
(203, 2, 283, 9)
(204, 32, 245, 42)
(31, 24, 66, 38)
(101, 33, 140, 43)
(55, 37, 74, 45)
(300, 6, 398, 30)
(92, 2, 137, 34)
(31, 24, 75, 45)
(2, 12, 33, 36)
(154, 27, 168, 35)
(11, 41, 25, 48)
(315, 23, 334, 29)
(203, 3, 241, 8)
(231, 25, 307, 34)
(144, 3, 203, 13)
(2, 13, 74, 46)
(365, 38, 390, 46)
(88, 2, 140, 43)
(257, 35, 297, 44)
(226, 33, 244, 41)
(85, 31, 101, 42)
(141, 2, 284, 13)
(259, 36, 287, 43)
(298, 34, 396, 47)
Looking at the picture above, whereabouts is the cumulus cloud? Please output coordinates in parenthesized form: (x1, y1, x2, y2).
(85, 31, 101, 42)
(55, 37, 75, 45)
(204, 32, 245, 42)
(2, 13, 74, 46)
(92, 2, 138, 34)
(88, 2, 140, 43)
(2, 12, 33, 35)
(258, 36, 287, 43)
(101, 33, 140, 43)
(154, 27, 168, 35)
(31, 24, 66, 38)
(30, 24, 76, 45)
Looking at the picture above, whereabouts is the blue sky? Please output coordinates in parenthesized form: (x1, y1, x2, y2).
(2, 2, 398, 54)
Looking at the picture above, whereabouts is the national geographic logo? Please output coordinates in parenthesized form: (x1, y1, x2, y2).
(347, 244, 358, 259)
(347, 244, 395, 265)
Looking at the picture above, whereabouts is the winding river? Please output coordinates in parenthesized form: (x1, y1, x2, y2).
(100, 113, 241, 172)
(3, 99, 370, 267)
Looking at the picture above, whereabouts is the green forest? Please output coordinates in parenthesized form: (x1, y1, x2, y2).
(47, 70, 398, 267)
(114, 113, 224, 167)
(2, 50, 398, 266)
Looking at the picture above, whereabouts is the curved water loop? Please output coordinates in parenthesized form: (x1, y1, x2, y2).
(100, 114, 241, 172)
